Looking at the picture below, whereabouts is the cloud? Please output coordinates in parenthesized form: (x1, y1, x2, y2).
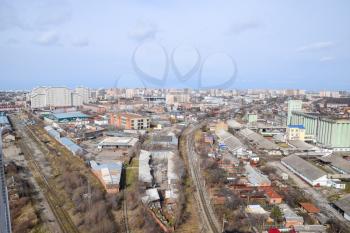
(228, 21, 262, 35)
(0, 2, 23, 30)
(320, 56, 335, 62)
(72, 38, 89, 47)
(297, 41, 335, 52)
(0, 0, 71, 31)
(34, 31, 61, 46)
(6, 38, 20, 45)
(35, 11, 71, 28)
(128, 21, 159, 41)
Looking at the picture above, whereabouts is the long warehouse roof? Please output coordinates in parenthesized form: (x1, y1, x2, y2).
(282, 155, 327, 181)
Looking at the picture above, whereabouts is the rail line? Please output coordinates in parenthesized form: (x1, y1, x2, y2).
(12, 116, 79, 233)
(182, 124, 221, 233)
(122, 189, 130, 233)
(0, 128, 12, 233)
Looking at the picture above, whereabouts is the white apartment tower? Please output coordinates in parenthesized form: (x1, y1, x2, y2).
(30, 87, 88, 108)
(75, 87, 90, 103)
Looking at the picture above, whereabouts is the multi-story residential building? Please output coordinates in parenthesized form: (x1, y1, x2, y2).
(110, 112, 150, 130)
(30, 87, 87, 108)
(75, 87, 90, 103)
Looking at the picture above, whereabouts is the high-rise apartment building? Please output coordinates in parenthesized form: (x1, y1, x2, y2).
(30, 87, 89, 108)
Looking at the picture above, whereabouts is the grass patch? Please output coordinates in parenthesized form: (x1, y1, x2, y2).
(126, 159, 139, 187)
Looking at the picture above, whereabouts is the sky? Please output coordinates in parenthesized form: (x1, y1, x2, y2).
(0, 0, 350, 91)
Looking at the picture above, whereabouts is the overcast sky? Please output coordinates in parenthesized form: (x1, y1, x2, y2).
(1, 0, 349, 90)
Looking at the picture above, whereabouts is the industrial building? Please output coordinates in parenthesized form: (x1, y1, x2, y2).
(110, 112, 150, 130)
(332, 194, 350, 221)
(287, 140, 319, 152)
(290, 112, 350, 151)
(317, 155, 350, 174)
(237, 128, 280, 154)
(139, 150, 152, 185)
(216, 130, 245, 155)
(45, 111, 90, 123)
(30, 86, 90, 108)
(97, 137, 138, 150)
(281, 155, 329, 187)
(287, 100, 302, 125)
(244, 164, 271, 187)
(90, 160, 122, 193)
(44, 126, 85, 155)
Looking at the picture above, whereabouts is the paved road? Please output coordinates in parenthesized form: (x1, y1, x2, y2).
(182, 123, 221, 233)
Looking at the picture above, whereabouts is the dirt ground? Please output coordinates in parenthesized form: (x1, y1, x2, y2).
(3, 140, 61, 233)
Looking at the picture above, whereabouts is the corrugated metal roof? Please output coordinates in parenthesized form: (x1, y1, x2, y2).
(238, 128, 279, 150)
(216, 130, 244, 152)
(58, 137, 83, 155)
(52, 111, 89, 120)
(282, 155, 327, 181)
(288, 140, 317, 151)
(333, 194, 350, 215)
(245, 164, 271, 186)
(139, 150, 152, 183)
(90, 161, 122, 185)
(318, 155, 350, 174)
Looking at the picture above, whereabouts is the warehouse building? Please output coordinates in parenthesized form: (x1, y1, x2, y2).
(90, 160, 122, 193)
(216, 130, 245, 155)
(237, 128, 280, 155)
(245, 164, 271, 187)
(44, 126, 85, 155)
(139, 150, 153, 185)
(45, 111, 90, 123)
(317, 155, 350, 174)
(281, 155, 329, 187)
(332, 194, 350, 221)
(97, 137, 138, 150)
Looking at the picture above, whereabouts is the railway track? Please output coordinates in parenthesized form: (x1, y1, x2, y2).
(182, 124, 221, 233)
(122, 189, 130, 233)
(12, 116, 79, 233)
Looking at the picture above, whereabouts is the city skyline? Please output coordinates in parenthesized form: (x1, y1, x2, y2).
(1, 0, 350, 90)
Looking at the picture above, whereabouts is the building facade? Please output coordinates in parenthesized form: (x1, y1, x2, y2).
(287, 125, 305, 141)
(111, 112, 150, 130)
(30, 87, 88, 108)
(287, 100, 302, 125)
(290, 112, 350, 151)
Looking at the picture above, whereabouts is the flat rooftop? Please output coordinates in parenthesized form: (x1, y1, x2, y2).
(52, 111, 90, 120)
(119, 112, 146, 119)
(98, 137, 138, 147)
